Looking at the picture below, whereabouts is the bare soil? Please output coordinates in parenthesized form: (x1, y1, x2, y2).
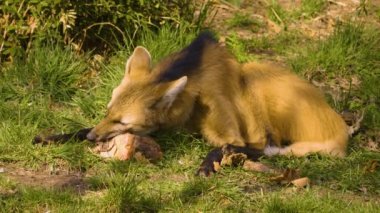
(0, 163, 87, 194)
(209, 0, 380, 39)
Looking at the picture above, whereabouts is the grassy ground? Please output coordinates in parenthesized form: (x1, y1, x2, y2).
(1, 1, 380, 212)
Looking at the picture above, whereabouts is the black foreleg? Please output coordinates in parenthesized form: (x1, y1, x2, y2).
(196, 144, 264, 176)
(196, 147, 224, 176)
(222, 144, 264, 161)
(33, 128, 93, 144)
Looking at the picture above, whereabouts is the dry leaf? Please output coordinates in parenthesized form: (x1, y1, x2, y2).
(27, 16, 37, 34)
(270, 168, 301, 185)
(341, 110, 364, 136)
(243, 160, 272, 173)
(218, 36, 226, 45)
(365, 139, 379, 152)
(364, 160, 379, 173)
(291, 177, 310, 188)
(270, 168, 310, 188)
(359, 186, 368, 194)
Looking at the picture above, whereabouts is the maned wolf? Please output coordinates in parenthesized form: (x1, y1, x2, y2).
(37, 33, 348, 175)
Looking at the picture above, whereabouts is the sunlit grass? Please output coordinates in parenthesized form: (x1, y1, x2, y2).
(1, 21, 379, 212)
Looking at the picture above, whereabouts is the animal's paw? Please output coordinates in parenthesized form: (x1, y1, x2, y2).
(32, 135, 59, 145)
(196, 148, 224, 177)
(196, 161, 219, 177)
(32, 136, 44, 144)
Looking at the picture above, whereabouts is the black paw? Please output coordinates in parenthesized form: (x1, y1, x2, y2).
(196, 147, 223, 177)
(32, 136, 44, 144)
(222, 144, 263, 161)
(196, 162, 217, 177)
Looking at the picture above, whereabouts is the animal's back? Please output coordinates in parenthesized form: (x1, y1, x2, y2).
(242, 62, 348, 156)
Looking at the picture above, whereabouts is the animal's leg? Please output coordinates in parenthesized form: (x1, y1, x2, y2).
(264, 141, 346, 157)
(33, 128, 93, 144)
(197, 144, 264, 176)
(196, 99, 249, 175)
(222, 144, 264, 161)
(200, 100, 246, 147)
(196, 147, 223, 176)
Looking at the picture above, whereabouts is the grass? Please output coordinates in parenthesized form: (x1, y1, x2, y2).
(295, 0, 328, 19)
(289, 23, 380, 129)
(227, 22, 380, 129)
(0, 44, 89, 102)
(267, 0, 289, 25)
(224, 0, 245, 7)
(226, 13, 264, 32)
(267, 0, 328, 25)
(1, 20, 380, 212)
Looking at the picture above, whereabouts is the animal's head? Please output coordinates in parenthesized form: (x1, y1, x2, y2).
(87, 47, 188, 141)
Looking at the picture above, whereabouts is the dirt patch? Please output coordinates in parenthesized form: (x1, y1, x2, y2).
(286, 0, 359, 38)
(208, 0, 272, 39)
(0, 163, 87, 194)
(206, 0, 380, 39)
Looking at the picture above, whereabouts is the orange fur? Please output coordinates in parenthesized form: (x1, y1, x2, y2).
(87, 39, 348, 157)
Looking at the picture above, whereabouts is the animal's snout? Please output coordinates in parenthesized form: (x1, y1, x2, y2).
(86, 131, 97, 141)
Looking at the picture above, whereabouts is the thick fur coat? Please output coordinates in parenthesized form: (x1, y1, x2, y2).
(87, 33, 348, 157)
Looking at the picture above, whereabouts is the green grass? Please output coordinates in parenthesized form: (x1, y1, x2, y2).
(227, 22, 380, 130)
(1, 22, 380, 212)
(295, 0, 328, 19)
(227, 13, 255, 28)
(260, 191, 379, 213)
(226, 13, 264, 32)
(224, 0, 245, 7)
(225, 33, 256, 63)
(289, 23, 380, 128)
(0, 44, 89, 102)
(267, 0, 289, 25)
(267, 0, 328, 25)
(226, 29, 308, 61)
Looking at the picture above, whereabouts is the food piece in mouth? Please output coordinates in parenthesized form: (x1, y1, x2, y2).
(91, 133, 163, 162)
